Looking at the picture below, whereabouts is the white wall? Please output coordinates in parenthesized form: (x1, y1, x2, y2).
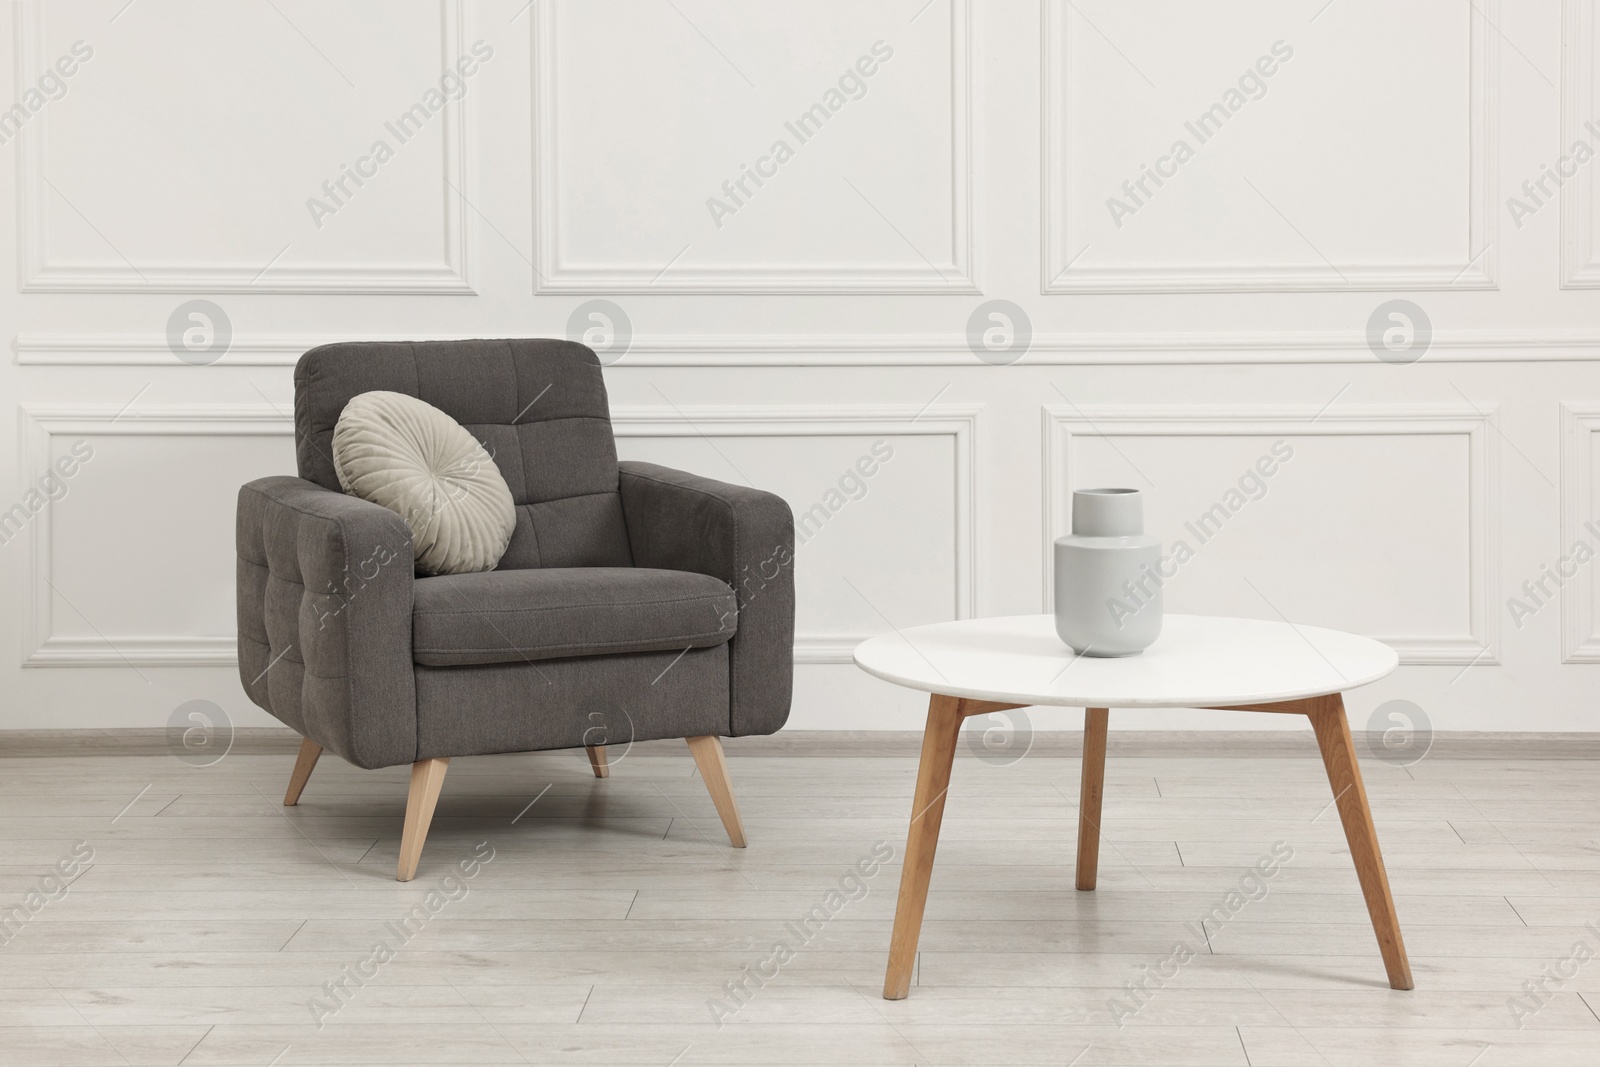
(3, 0, 1597, 735)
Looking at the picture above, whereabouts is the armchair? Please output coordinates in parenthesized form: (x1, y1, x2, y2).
(237, 339, 794, 879)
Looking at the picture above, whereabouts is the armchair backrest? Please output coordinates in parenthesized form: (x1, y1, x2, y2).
(294, 338, 632, 569)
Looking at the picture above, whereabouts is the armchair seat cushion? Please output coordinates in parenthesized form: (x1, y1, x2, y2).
(411, 567, 737, 667)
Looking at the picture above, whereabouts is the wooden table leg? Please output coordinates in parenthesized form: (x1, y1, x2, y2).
(1308, 693, 1414, 990)
(883, 693, 966, 1000)
(1076, 707, 1109, 890)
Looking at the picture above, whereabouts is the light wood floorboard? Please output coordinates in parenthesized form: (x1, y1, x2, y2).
(0, 747, 1595, 1064)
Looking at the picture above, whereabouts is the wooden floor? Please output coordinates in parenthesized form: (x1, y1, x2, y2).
(1, 740, 1598, 1065)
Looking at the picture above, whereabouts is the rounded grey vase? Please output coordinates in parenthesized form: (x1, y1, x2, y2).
(1053, 488, 1163, 657)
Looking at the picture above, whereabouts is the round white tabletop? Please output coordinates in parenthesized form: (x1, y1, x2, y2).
(853, 613, 1398, 709)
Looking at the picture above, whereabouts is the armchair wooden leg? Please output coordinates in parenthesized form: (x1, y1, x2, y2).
(283, 738, 322, 806)
(397, 758, 450, 882)
(686, 735, 746, 848)
(586, 745, 610, 778)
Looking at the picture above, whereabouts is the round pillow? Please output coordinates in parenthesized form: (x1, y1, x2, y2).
(332, 391, 516, 576)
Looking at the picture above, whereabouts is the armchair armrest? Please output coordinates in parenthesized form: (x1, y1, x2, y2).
(617, 461, 795, 736)
(237, 476, 417, 769)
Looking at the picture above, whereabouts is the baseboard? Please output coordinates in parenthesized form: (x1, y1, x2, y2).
(2, 728, 1597, 760)
(719, 730, 1600, 759)
(0, 728, 305, 757)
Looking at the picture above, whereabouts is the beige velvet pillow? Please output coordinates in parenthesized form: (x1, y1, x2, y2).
(332, 391, 515, 576)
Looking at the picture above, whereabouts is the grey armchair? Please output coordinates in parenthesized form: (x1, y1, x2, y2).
(236, 339, 795, 879)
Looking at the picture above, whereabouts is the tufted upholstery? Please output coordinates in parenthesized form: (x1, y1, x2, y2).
(237, 338, 796, 771)
(237, 476, 417, 769)
(618, 461, 795, 738)
(295, 338, 633, 569)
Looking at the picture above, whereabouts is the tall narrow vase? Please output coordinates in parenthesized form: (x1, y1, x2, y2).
(1053, 488, 1163, 657)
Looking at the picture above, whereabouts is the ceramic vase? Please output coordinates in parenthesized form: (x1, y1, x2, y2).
(1053, 488, 1163, 656)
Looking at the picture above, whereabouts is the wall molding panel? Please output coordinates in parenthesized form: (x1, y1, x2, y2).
(18, 405, 294, 668)
(614, 403, 980, 662)
(23, 330, 1600, 367)
(1559, 403, 1600, 660)
(1041, 404, 1500, 665)
(530, 0, 974, 294)
(14, 2, 474, 294)
(1563, 0, 1600, 287)
(1042, 0, 1499, 293)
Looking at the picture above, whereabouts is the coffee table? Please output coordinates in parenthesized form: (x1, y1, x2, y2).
(853, 613, 1410, 1000)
